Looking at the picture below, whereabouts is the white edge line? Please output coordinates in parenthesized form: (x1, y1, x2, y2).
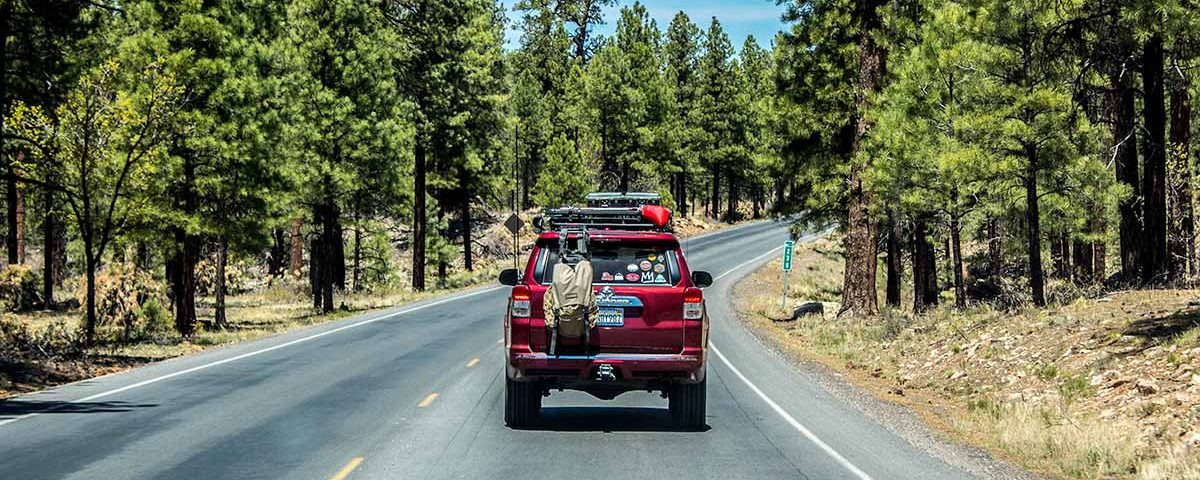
(708, 238, 873, 480)
(713, 246, 783, 281)
(711, 344, 874, 480)
(0, 285, 507, 427)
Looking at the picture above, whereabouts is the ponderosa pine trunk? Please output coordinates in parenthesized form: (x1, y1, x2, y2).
(436, 206, 447, 284)
(171, 229, 199, 336)
(1093, 215, 1107, 281)
(321, 215, 336, 312)
(269, 228, 285, 276)
(774, 179, 785, 211)
(986, 216, 1002, 278)
(726, 168, 736, 221)
(352, 224, 362, 291)
(310, 236, 322, 309)
(311, 194, 339, 313)
(289, 217, 304, 276)
(41, 188, 55, 308)
(1168, 86, 1193, 280)
(462, 185, 473, 271)
(85, 249, 97, 345)
(710, 169, 720, 219)
(171, 157, 199, 336)
(1141, 35, 1168, 283)
(1051, 233, 1070, 279)
(1024, 147, 1046, 306)
(5, 152, 18, 265)
(839, 0, 887, 317)
(331, 207, 345, 291)
(1073, 237, 1093, 284)
(911, 217, 938, 311)
(620, 160, 630, 193)
(11, 152, 23, 264)
(1110, 70, 1142, 280)
(413, 138, 427, 291)
(950, 211, 966, 308)
(885, 210, 902, 307)
(677, 170, 687, 215)
(215, 239, 228, 328)
(0, 0, 8, 267)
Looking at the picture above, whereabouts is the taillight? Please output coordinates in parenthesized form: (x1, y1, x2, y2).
(683, 287, 703, 320)
(511, 286, 532, 318)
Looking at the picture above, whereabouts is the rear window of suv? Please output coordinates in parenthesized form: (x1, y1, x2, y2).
(536, 244, 681, 286)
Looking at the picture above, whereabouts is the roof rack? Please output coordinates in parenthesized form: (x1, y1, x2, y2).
(534, 192, 672, 233)
(539, 206, 660, 232)
(585, 192, 662, 208)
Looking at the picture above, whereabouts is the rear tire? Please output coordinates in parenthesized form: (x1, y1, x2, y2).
(504, 376, 541, 428)
(669, 377, 706, 430)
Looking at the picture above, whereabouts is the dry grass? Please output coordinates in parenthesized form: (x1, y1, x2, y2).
(733, 234, 1200, 480)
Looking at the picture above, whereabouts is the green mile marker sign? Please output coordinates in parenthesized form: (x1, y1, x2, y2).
(782, 240, 794, 272)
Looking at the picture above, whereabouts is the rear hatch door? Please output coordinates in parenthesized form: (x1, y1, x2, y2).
(533, 239, 685, 354)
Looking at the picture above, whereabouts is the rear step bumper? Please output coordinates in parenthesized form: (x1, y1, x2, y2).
(509, 353, 704, 383)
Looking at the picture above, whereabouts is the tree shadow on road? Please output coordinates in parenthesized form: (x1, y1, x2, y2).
(0, 399, 158, 418)
(519, 406, 710, 433)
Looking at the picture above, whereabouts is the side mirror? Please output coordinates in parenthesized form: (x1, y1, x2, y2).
(691, 271, 713, 288)
(499, 269, 521, 286)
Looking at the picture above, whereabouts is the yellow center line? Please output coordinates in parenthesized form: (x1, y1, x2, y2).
(418, 393, 439, 407)
(330, 456, 363, 480)
(466, 358, 480, 368)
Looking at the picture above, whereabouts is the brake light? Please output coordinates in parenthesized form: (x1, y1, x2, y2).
(511, 285, 531, 318)
(683, 287, 703, 320)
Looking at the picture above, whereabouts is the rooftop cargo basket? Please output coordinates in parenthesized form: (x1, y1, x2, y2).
(585, 192, 662, 208)
(536, 192, 672, 232)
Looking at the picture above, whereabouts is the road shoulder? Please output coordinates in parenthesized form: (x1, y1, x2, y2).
(728, 234, 1042, 480)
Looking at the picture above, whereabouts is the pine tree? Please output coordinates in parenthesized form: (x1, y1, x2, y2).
(283, 0, 404, 308)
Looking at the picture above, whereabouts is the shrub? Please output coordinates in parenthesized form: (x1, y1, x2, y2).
(135, 297, 174, 342)
(196, 257, 256, 296)
(1058, 374, 1094, 406)
(0, 316, 83, 359)
(993, 276, 1032, 310)
(0, 265, 43, 312)
(1045, 279, 1103, 306)
(78, 263, 171, 342)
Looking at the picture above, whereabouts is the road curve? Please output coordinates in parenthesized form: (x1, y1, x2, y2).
(1, 221, 980, 480)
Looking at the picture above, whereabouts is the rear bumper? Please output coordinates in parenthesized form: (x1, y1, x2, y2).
(508, 352, 705, 384)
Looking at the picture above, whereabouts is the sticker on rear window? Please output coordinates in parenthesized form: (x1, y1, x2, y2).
(625, 273, 640, 282)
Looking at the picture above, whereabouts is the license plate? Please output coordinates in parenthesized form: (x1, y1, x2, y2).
(596, 308, 624, 327)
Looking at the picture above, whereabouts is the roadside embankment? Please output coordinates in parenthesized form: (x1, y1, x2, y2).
(733, 235, 1200, 480)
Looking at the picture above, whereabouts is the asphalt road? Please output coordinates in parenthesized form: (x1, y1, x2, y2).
(1, 221, 986, 480)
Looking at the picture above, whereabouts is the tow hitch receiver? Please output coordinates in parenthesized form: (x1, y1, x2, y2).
(595, 364, 617, 382)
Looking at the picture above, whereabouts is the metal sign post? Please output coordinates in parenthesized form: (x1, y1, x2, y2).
(781, 240, 794, 313)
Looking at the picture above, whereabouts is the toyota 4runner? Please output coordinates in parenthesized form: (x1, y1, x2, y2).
(498, 193, 713, 429)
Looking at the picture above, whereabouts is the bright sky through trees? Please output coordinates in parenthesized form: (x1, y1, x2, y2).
(499, 0, 788, 50)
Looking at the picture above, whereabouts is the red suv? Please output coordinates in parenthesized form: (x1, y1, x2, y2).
(499, 194, 713, 429)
